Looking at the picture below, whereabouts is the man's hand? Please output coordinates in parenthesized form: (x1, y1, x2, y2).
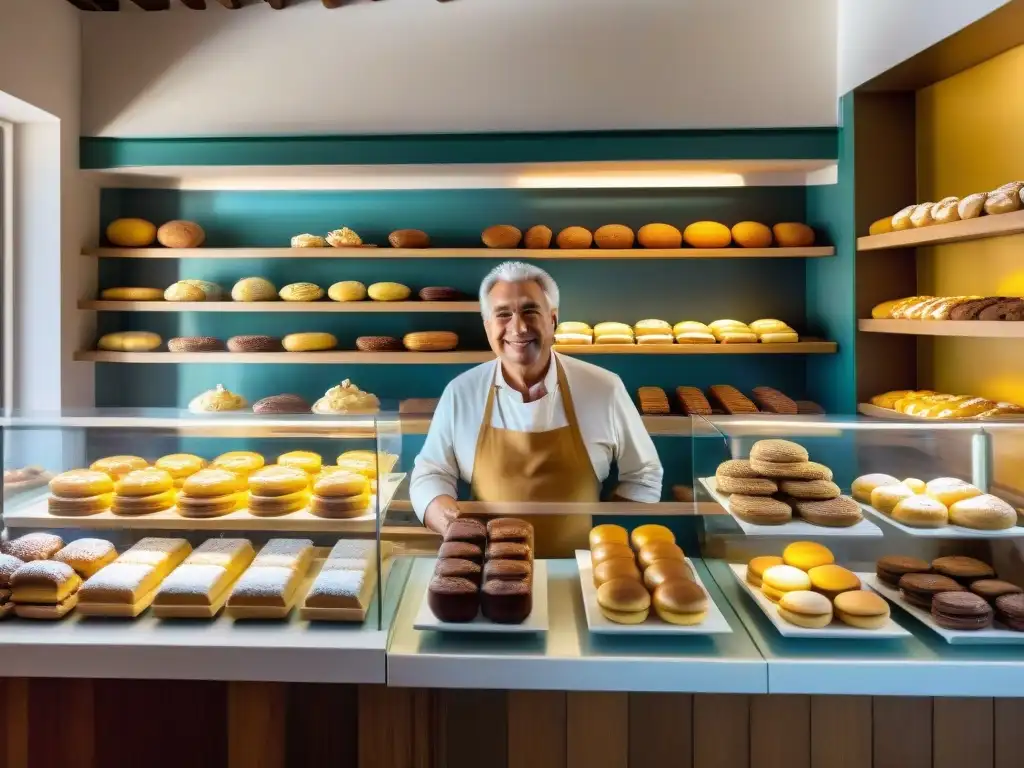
(423, 495, 459, 535)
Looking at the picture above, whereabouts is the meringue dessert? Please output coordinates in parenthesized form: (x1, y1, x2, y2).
(291, 234, 328, 248)
(188, 384, 248, 413)
(312, 380, 380, 414)
(326, 228, 362, 247)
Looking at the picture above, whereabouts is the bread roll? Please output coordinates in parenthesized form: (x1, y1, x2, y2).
(523, 225, 552, 249)
(594, 224, 634, 249)
(164, 282, 206, 302)
(388, 229, 430, 248)
(157, 220, 205, 249)
(772, 222, 815, 247)
(891, 205, 916, 230)
(892, 495, 949, 528)
(596, 578, 650, 624)
(910, 203, 936, 227)
(731, 221, 772, 248)
(932, 197, 960, 224)
(482, 225, 522, 249)
(948, 494, 1017, 530)
(958, 193, 987, 219)
(593, 558, 641, 587)
(985, 187, 1022, 215)
(683, 221, 731, 248)
(637, 223, 682, 248)
(555, 226, 593, 249)
(868, 217, 894, 236)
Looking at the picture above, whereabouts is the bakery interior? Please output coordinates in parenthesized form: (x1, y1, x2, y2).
(4, 1, 1024, 766)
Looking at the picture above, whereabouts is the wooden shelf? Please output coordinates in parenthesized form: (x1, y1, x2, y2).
(858, 319, 1024, 338)
(74, 342, 836, 364)
(83, 246, 835, 260)
(857, 209, 1024, 251)
(80, 300, 481, 313)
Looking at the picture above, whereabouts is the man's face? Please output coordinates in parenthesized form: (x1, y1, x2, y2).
(484, 280, 556, 367)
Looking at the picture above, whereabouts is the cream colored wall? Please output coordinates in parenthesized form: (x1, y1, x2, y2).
(837, 0, 1011, 94)
(81, 0, 838, 137)
(0, 0, 94, 417)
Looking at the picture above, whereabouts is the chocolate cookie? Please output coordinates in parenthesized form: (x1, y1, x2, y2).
(708, 385, 758, 415)
(876, 555, 930, 587)
(252, 393, 311, 414)
(949, 297, 1004, 321)
(931, 591, 993, 631)
(970, 579, 1023, 602)
(751, 387, 798, 415)
(794, 495, 862, 527)
(899, 573, 965, 610)
(994, 593, 1024, 631)
(931, 556, 995, 584)
(978, 298, 1024, 321)
(356, 336, 403, 352)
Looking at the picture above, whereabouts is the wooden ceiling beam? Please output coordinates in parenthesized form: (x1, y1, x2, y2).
(180, 0, 207, 8)
(265, 0, 288, 8)
(322, 0, 345, 7)
(65, 0, 102, 9)
(215, 0, 241, 6)
(127, 0, 169, 9)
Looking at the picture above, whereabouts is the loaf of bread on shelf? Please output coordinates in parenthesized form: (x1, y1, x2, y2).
(910, 202, 936, 228)
(985, 182, 1023, 215)
(932, 197, 960, 224)
(891, 205, 916, 231)
(870, 389, 1024, 420)
(958, 193, 987, 220)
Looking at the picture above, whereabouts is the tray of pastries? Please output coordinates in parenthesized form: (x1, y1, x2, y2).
(576, 524, 731, 635)
(701, 440, 882, 537)
(861, 389, 1024, 421)
(416, 517, 546, 633)
(852, 474, 1023, 538)
(731, 542, 909, 638)
(866, 554, 1024, 644)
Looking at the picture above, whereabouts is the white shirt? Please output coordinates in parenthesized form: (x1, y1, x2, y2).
(410, 352, 664, 519)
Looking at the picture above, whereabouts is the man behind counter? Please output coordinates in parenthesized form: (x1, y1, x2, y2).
(410, 262, 663, 557)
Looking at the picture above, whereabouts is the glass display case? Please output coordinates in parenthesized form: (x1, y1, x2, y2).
(692, 414, 1024, 650)
(0, 408, 405, 629)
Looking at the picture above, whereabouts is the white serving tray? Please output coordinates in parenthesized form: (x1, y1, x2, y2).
(866, 574, 1024, 645)
(413, 560, 547, 634)
(730, 564, 910, 639)
(700, 477, 883, 538)
(857, 501, 1024, 539)
(574, 551, 732, 636)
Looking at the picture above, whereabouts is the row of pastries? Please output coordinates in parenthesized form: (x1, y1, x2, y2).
(101, 280, 461, 304)
(554, 318, 799, 345)
(97, 330, 460, 354)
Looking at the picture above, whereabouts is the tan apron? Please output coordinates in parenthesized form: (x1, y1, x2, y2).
(469, 358, 599, 558)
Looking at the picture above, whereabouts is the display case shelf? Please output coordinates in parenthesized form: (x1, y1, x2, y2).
(83, 246, 835, 260)
(858, 319, 1024, 338)
(80, 300, 482, 313)
(857, 209, 1024, 251)
(75, 342, 837, 364)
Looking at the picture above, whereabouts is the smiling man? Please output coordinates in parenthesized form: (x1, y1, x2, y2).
(410, 261, 663, 556)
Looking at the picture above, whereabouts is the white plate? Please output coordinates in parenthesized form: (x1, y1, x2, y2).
(700, 477, 883, 538)
(413, 560, 547, 634)
(857, 501, 1024, 539)
(730, 564, 910, 639)
(865, 574, 1024, 644)
(574, 551, 733, 636)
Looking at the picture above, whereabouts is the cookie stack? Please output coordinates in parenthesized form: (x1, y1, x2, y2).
(247, 465, 311, 517)
(177, 468, 246, 519)
(636, 387, 670, 415)
(715, 440, 861, 528)
(111, 468, 176, 517)
(428, 517, 535, 624)
(877, 553, 1024, 632)
(309, 471, 370, 519)
(47, 469, 115, 517)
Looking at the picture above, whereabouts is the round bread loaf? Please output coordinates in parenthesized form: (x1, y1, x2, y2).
(910, 202, 936, 227)
(179, 279, 223, 301)
(593, 558, 641, 587)
(948, 494, 1017, 530)
(870, 483, 915, 514)
(101, 287, 164, 301)
(403, 331, 458, 352)
(589, 524, 628, 549)
(851, 473, 900, 502)
(958, 193, 987, 219)
(106, 218, 157, 247)
(367, 282, 411, 302)
(164, 282, 206, 302)
(232, 277, 277, 302)
(732, 221, 772, 248)
(597, 578, 650, 624)
(637, 541, 684, 570)
(590, 542, 633, 566)
(388, 229, 430, 248)
(226, 335, 282, 352)
(157, 220, 205, 248)
(279, 282, 324, 302)
(891, 494, 949, 528)
(654, 580, 708, 625)
(97, 331, 163, 352)
(772, 222, 815, 247)
(637, 223, 682, 248)
(481, 225, 522, 249)
(683, 221, 732, 248)
(252, 394, 311, 414)
(985, 184, 1022, 215)
(556, 226, 593, 249)
(167, 336, 224, 352)
(523, 225, 552, 249)
(644, 560, 693, 591)
(594, 224, 634, 249)
(291, 234, 328, 248)
(356, 336, 403, 352)
(328, 281, 367, 302)
(282, 333, 337, 352)
(750, 439, 809, 463)
(418, 286, 461, 301)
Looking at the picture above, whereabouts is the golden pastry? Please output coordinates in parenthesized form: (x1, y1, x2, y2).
(106, 218, 157, 248)
(176, 492, 244, 518)
(326, 228, 362, 247)
(772, 222, 815, 247)
(731, 221, 772, 248)
(481, 225, 522, 249)
(50, 469, 115, 498)
(157, 221, 205, 249)
(100, 287, 164, 301)
(164, 282, 206, 302)
(291, 234, 329, 248)
(388, 229, 430, 248)
(155, 454, 206, 483)
(367, 282, 411, 302)
(312, 379, 380, 414)
(637, 223, 682, 249)
(211, 452, 265, 478)
(555, 226, 593, 249)
(277, 451, 322, 474)
(891, 495, 949, 528)
(925, 477, 982, 507)
(231, 277, 277, 302)
(870, 483, 915, 514)
(279, 282, 324, 302)
(314, 471, 369, 497)
(188, 384, 247, 413)
(630, 524, 674, 551)
(891, 205, 916, 230)
(868, 217, 893, 236)
(523, 225, 553, 249)
(54, 538, 117, 579)
(683, 221, 731, 248)
(247, 488, 311, 516)
(114, 468, 174, 497)
(97, 331, 162, 352)
(328, 281, 367, 302)
(633, 319, 672, 337)
(249, 465, 309, 497)
(183, 468, 246, 497)
(932, 197, 960, 224)
(958, 193, 987, 220)
(910, 202, 936, 227)
(594, 224, 634, 249)
(403, 331, 458, 351)
(111, 488, 177, 516)
(90, 456, 148, 479)
(282, 333, 337, 352)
